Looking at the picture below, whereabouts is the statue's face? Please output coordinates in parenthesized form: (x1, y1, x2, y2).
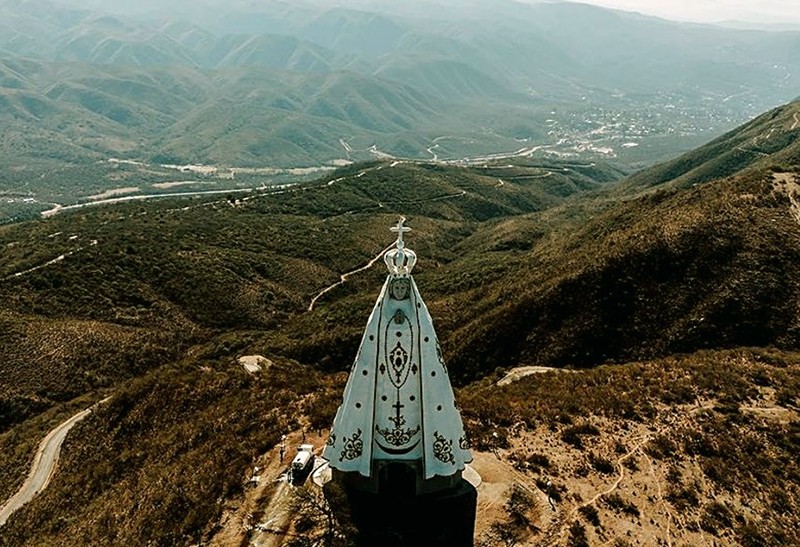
(390, 278, 410, 301)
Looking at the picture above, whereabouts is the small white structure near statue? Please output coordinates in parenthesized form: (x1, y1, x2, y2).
(290, 444, 315, 484)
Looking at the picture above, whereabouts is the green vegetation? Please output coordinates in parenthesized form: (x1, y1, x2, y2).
(0, 96, 799, 544)
(0, 356, 324, 546)
(0, 159, 619, 419)
(486, 483, 540, 546)
(578, 504, 601, 527)
(569, 520, 590, 547)
(601, 493, 640, 518)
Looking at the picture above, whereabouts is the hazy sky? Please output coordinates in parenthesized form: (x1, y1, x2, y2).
(567, 0, 800, 25)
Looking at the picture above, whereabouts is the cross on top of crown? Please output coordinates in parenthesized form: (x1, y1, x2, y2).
(384, 217, 417, 275)
(390, 217, 412, 248)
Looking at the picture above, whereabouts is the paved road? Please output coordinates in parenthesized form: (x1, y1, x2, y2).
(41, 188, 258, 218)
(0, 399, 107, 526)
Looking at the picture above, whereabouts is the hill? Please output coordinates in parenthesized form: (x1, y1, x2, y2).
(0, 159, 623, 433)
(0, 157, 623, 543)
(623, 99, 800, 189)
(0, 100, 799, 545)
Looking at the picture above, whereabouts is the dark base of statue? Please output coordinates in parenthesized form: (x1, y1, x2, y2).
(325, 476, 477, 547)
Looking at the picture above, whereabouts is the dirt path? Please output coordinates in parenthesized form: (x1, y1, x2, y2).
(577, 434, 650, 508)
(209, 429, 328, 547)
(537, 432, 653, 546)
(4, 240, 99, 281)
(40, 189, 258, 218)
(792, 112, 799, 130)
(736, 145, 769, 157)
(308, 188, 470, 310)
(0, 397, 110, 526)
(308, 244, 394, 311)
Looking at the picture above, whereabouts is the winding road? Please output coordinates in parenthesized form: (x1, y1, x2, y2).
(4, 240, 99, 282)
(0, 398, 109, 526)
(41, 188, 258, 218)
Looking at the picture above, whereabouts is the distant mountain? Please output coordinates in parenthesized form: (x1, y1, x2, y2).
(157, 70, 445, 166)
(295, 7, 409, 60)
(1, 0, 799, 200)
(210, 34, 360, 72)
(375, 58, 516, 103)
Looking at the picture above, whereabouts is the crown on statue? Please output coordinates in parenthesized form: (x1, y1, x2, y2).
(384, 217, 417, 275)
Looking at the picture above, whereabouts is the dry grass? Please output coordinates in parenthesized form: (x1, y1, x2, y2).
(459, 348, 800, 546)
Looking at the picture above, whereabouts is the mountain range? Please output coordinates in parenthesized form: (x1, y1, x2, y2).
(1, 0, 799, 220)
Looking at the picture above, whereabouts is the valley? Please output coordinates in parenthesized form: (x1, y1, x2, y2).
(0, 94, 729, 224)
